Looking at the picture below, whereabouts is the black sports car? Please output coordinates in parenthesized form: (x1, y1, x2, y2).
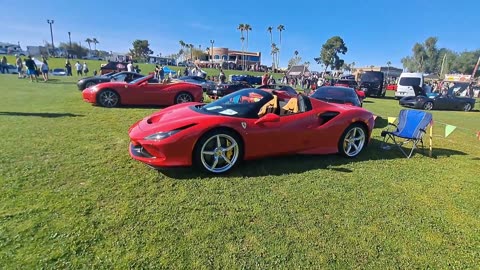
(77, 71, 144, 90)
(206, 82, 252, 97)
(309, 86, 363, 107)
(399, 93, 476, 111)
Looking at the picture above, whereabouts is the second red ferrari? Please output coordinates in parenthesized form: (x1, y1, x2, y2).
(82, 75, 203, 107)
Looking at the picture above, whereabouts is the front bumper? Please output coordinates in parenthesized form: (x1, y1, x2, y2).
(82, 89, 97, 104)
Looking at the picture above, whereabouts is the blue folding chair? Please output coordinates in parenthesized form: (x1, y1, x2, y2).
(380, 109, 433, 158)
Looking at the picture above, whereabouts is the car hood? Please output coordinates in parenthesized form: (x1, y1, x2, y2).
(130, 102, 208, 136)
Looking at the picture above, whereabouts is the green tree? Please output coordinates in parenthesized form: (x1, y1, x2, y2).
(267, 26, 273, 44)
(276, 25, 285, 68)
(129, 40, 153, 62)
(315, 36, 347, 72)
(85, 38, 92, 51)
(59, 42, 88, 58)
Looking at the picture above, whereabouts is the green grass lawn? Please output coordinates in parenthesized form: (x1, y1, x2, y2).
(0, 74, 479, 268)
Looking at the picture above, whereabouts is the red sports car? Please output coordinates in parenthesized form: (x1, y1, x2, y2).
(128, 88, 375, 174)
(82, 75, 203, 107)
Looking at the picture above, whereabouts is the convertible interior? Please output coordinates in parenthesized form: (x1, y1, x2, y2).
(258, 92, 311, 117)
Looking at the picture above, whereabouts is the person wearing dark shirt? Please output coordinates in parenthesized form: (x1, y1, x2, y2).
(25, 56, 38, 82)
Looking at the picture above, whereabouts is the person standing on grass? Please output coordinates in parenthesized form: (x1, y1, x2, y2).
(1, 56, 7, 74)
(75, 61, 82, 76)
(83, 62, 89, 76)
(16, 55, 24, 78)
(127, 61, 134, 72)
(41, 57, 49, 82)
(24, 56, 38, 82)
(65, 60, 72, 76)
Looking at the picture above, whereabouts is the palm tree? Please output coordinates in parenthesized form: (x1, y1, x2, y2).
(244, 24, 252, 50)
(304, 61, 310, 67)
(294, 50, 299, 57)
(276, 25, 285, 69)
(188, 44, 194, 61)
(240, 36, 245, 70)
(271, 43, 278, 71)
(267, 26, 273, 44)
(85, 38, 93, 51)
(237, 24, 246, 70)
(179, 40, 186, 61)
(92, 38, 99, 51)
(370, 65, 375, 70)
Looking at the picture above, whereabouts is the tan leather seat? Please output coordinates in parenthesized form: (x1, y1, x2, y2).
(281, 98, 299, 115)
(258, 95, 278, 117)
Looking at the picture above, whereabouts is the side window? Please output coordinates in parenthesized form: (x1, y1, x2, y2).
(112, 74, 126, 81)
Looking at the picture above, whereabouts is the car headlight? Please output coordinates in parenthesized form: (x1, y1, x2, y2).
(144, 129, 182, 141)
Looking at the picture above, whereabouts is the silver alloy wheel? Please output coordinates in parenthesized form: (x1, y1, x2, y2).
(176, 93, 193, 103)
(342, 127, 366, 157)
(99, 90, 119, 107)
(463, 103, 472, 111)
(423, 102, 433, 110)
(200, 134, 239, 173)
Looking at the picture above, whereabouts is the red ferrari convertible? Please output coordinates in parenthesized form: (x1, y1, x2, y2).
(82, 75, 203, 107)
(128, 88, 375, 174)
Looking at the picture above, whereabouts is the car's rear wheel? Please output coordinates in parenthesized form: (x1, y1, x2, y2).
(98, 89, 120, 107)
(175, 92, 194, 104)
(85, 82, 96, 88)
(423, 101, 433, 110)
(338, 124, 367, 158)
(463, 103, 472, 112)
(194, 129, 242, 174)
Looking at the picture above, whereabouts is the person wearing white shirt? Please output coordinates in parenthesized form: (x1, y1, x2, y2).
(127, 61, 133, 72)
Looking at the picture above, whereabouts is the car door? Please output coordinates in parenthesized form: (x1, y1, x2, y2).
(246, 111, 319, 157)
(433, 95, 449, 110)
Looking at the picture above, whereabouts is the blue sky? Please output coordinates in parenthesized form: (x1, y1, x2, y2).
(2, 0, 479, 71)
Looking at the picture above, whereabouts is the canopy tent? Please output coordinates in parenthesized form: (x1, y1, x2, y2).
(286, 65, 311, 78)
(162, 66, 176, 74)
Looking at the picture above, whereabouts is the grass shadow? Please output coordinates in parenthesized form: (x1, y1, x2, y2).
(374, 116, 389, 129)
(157, 138, 468, 179)
(46, 78, 76, 85)
(0, 111, 83, 118)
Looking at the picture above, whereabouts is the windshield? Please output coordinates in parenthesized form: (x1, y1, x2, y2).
(312, 87, 356, 99)
(199, 89, 272, 118)
(361, 72, 383, 82)
(399, 77, 421, 86)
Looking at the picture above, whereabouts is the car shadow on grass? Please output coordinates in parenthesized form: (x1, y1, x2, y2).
(46, 78, 76, 85)
(0, 111, 83, 118)
(158, 138, 468, 179)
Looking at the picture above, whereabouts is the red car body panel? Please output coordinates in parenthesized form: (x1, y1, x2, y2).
(386, 84, 397, 91)
(82, 75, 203, 106)
(128, 90, 375, 168)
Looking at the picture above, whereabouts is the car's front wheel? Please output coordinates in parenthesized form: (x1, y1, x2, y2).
(423, 101, 434, 110)
(194, 129, 242, 174)
(97, 89, 120, 107)
(338, 124, 367, 158)
(463, 103, 472, 112)
(174, 92, 193, 104)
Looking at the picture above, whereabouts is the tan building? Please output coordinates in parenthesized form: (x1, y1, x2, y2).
(205, 47, 261, 70)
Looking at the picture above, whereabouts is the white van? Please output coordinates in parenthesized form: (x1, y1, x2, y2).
(395, 72, 427, 99)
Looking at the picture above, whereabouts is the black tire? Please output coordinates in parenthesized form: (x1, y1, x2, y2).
(463, 103, 472, 112)
(97, 89, 120, 108)
(423, 101, 433, 110)
(85, 82, 96, 88)
(338, 123, 367, 158)
(193, 129, 243, 174)
(174, 92, 194, 104)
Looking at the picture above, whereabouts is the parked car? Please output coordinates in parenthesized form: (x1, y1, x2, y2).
(82, 74, 203, 108)
(128, 88, 374, 174)
(399, 87, 476, 111)
(51, 68, 67, 76)
(230, 74, 262, 85)
(3, 64, 18, 74)
(206, 81, 252, 97)
(177, 76, 216, 91)
(257, 84, 298, 97)
(359, 71, 385, 97)
(77, 71, 143, 90)
(395, 72, 426, 99)
(310, 86, 363, 107)
(334, 79, 366, 101)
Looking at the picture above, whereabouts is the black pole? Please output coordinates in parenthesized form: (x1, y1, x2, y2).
(47, 19, 55, 56)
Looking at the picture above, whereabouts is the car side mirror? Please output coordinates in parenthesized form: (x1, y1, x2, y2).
(255, 113, 280, 125)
